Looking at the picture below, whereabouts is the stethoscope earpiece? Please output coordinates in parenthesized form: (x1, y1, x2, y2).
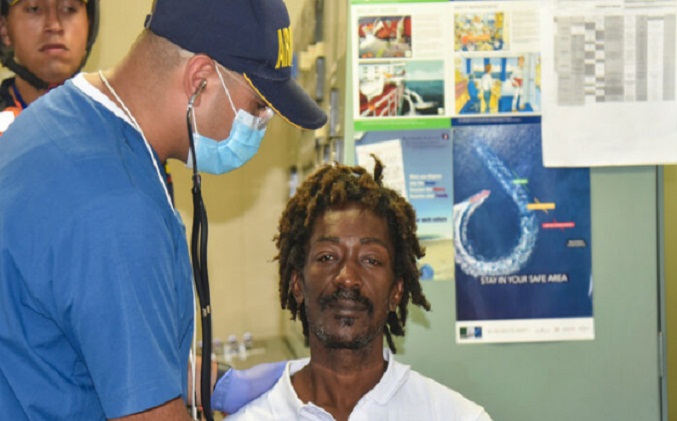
(196, 79, 207, 96)
(190, 79, 207, 107)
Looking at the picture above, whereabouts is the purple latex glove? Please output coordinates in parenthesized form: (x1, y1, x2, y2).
(211, 360, 287, 414)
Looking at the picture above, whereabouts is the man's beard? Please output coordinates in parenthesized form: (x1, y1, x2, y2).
(308, 286, 384, 350)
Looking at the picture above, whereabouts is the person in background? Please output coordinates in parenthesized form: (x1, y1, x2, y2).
(228, 157, 492, 420)
(0, 0, 181, 203)
(0, 0, 97, 132)
(481, 62, 493, 114)
(0, 0, 326, 419)
(466, 73, 480, 113)
(511, 55, 525, 112)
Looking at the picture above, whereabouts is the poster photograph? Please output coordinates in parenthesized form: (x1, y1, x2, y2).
(452, 121, 594, 343)
(454, 54, 541, 115)
(358, 60, 446, 118)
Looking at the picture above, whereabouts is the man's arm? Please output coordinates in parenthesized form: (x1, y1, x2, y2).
(111, 397, 193, 421)
(186, 356, 218, 407)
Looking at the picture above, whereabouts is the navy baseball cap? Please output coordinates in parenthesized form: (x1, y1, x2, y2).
(146, 0, 327, 130)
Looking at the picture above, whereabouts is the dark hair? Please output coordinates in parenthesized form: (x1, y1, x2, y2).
(275, 156, 431, 353)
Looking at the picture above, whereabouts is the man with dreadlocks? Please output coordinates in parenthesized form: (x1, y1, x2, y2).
(227, 157, 491, 421)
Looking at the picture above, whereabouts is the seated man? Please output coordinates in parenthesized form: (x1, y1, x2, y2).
(228, 157, 492, 420)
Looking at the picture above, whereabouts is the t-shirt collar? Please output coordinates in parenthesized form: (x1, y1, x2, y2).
(285, 349, 411, 414)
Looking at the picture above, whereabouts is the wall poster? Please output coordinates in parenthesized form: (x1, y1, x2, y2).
(355, 129, 455, 281)
(453, 120, 593, 344)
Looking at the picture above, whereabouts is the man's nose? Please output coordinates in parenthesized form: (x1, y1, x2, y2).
(44, 8, 64, 33)
(333, 258, 361, 289)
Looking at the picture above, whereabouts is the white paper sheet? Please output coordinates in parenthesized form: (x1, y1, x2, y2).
(541, 0, 677, 167)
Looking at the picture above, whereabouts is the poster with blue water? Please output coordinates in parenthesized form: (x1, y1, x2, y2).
(355, 128, 454, 281)
(453, 121, 594, 343)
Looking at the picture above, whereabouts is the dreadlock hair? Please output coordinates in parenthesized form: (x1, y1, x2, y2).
(275, 155, 431, 353)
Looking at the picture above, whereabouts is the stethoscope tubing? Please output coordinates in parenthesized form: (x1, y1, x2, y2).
(187, 80, 215, 421)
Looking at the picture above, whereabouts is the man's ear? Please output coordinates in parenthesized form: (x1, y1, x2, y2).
(389, 278, 404, 312)
(0, 17, 11, 48)
(291, 270, 305, 306)
(182, 54, 217, 106)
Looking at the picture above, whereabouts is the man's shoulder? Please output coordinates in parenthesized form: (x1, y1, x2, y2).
(393, 367, 491, 420)
(403, 368, 477, 401)
(0, 77, 17, 111)
(2, 81, 106, 148)
(227, 359, 310, 420)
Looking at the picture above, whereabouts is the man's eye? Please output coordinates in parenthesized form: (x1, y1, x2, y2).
(318, 254, 334, 262)
(364, 257, 382, 266)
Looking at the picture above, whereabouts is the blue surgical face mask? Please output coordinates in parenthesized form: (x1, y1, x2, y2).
(187, 67, 273, 175)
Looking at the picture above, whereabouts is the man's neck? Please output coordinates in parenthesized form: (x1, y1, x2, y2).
(291, 343, 388, 421)
(82, 57, 185, 163)
(13, 77, 48, 108)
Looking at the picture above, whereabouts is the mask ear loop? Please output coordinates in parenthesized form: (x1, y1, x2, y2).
(214, 62, 238, 115)
(186, 79, 215, 421)
(218, 63, 275, 130)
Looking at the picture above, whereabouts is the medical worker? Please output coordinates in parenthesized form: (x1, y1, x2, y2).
(0, 0, 326, 420)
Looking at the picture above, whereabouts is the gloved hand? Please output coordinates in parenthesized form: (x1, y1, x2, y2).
(211, 360, 287, 414)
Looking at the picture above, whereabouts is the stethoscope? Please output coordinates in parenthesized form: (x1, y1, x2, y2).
(186, 79, 215, 421)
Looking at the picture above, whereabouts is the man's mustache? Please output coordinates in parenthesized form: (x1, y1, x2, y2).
(318, 286, 374, 314)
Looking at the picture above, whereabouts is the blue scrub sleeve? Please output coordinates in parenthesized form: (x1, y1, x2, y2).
(211, 360, 287, 414)
(54, 193, 191, 418)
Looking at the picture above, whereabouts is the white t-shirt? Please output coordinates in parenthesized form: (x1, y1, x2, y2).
(228, 350, 492, 421)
